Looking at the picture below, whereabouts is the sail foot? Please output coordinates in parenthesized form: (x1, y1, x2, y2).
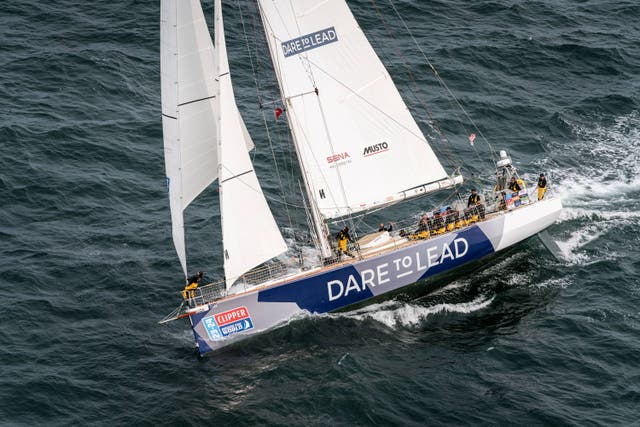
(322, 175, 464, 219)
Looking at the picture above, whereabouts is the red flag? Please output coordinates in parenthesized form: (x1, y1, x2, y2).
(275, 108, 283, 120)
(469, 133, 476, 145)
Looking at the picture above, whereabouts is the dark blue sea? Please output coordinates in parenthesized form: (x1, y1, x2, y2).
(2, 0, 639, 424)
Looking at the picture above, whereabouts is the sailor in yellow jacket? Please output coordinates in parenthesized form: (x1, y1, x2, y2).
(537, 173, 547, 200)
(336, 226, 355, 258)
(182, 271, 203, 302)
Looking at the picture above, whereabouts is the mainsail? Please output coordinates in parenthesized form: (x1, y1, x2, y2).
(214, 0, 288, 287)
(161, 0, 287, 282)
(257, 0, 460, 220)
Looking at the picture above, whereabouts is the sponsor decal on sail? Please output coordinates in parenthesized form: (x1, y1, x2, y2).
(363, 142, 389, 157)
(202, 306, 254, 341)
(326, 152, 350, 163)
(281, 27, 339, 58)
(326, 152, 351, 168)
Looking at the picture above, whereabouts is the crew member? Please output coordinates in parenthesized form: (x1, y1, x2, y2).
(498, 191, 507, 211)
(468, 189, 481, 207)
(417, 215, 429, 232)
(336, 226, 355, 258)
(508, 177, 521, 193)
(433, 211, 445, 234)
(411, 214, 430, 239)
(378, 223, 393, 232)
(445, 207, 456, 231)
(467, 189, 485, 220)
(537, 173, 547, 200)
(182, 271, 203, 303)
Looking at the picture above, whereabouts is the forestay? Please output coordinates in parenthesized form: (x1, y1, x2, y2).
(257, 0, 456, 219)
(214, 0, 287, 287)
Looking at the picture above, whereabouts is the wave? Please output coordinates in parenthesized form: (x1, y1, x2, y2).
(337, 295, 495, 330)
(553, 111, 640, 199)
(539, 111, 640, 263)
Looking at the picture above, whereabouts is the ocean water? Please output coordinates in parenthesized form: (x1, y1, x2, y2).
(1, 0, 639, 425)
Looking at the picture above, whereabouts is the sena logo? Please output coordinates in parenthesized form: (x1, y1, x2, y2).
(326, 152, 351, 163)
(363, 142, 389, 156)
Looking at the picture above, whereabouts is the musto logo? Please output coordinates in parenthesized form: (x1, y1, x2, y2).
(327, 237, 468, 301)
(202, 306, 254, 341)
(363, 142, 389, 157)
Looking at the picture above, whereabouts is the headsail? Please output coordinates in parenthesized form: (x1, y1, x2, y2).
(214, 0, 288, 287)
(161, 0, 220, 274)
(160, 0, 264, 275)
(257, 0, 460, 220)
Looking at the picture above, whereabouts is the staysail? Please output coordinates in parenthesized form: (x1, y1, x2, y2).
(214, 0, 288, 287)
(257, 0, 461, 220)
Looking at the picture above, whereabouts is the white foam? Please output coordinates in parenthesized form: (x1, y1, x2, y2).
(550, 111, 640, 206)
(537, 111, 640, 264)
(532, 277, 571, 290)
(429, 279, 471, 296)
(558, 206, 640, 223)
(339, 295, 495, 330)
(554, 225, 603, 263)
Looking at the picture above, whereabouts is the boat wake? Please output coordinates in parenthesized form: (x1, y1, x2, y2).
(543, 111, 640, 264)
(335, 291, 495, 330)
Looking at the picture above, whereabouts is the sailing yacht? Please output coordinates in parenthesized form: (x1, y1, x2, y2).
(159, 0, 562, 355)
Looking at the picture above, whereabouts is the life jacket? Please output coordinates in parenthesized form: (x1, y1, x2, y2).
(410, 230, 430, 240)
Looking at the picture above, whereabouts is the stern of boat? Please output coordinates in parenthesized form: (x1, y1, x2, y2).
(493, 197, 562, 251)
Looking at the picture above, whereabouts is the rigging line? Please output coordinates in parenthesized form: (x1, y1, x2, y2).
(369, 2, 487, 183)
(263, 192, 304, 209)
(304, 58, 433, 145)
(263, 1, 320, 89)
(384, 0, 498, 164)
(285, 0, 319, 88)
(368, 0, 459, 171)
(256, 2, 329, 254)
(237, 0, 263, 105)
(242, 0, 297, 236)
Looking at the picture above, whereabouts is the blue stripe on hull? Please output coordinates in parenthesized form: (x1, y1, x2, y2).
(190, 224, 495, 355)
(258, 225, 494, 312)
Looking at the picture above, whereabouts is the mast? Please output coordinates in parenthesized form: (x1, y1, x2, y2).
(256, 3, 334, 259)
